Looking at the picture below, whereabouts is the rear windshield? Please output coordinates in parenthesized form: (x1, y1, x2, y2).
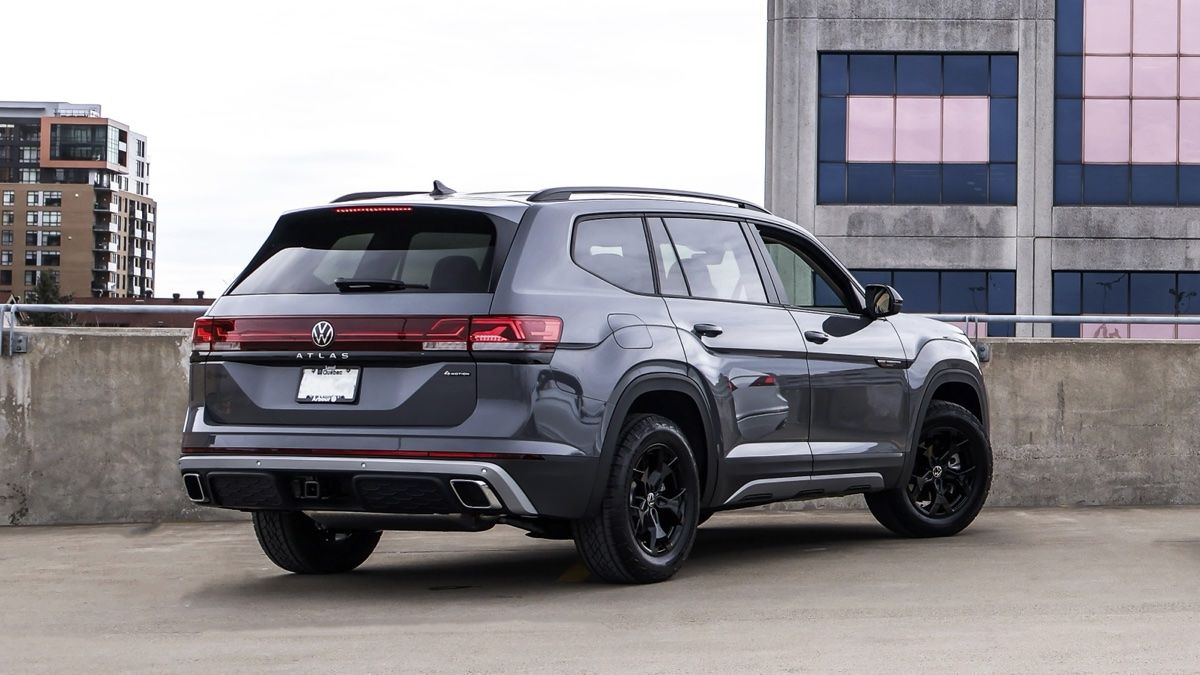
(230, 208, 498, 295)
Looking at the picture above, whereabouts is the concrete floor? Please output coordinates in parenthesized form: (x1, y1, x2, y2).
(1, 508, 1198, 674)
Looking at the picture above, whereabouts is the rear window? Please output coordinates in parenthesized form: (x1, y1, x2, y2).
(231, 208, 497, 295)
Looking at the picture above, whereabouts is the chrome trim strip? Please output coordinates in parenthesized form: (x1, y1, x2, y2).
(178, 455, 538, 516)
(726, 441, 811, 460)
(724, 472, 884, 505)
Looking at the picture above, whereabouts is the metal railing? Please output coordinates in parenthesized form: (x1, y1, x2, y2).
(6, 307, 1200, 357)
(1, 303, 209, 356)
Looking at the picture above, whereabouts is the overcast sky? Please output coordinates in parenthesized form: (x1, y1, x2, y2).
(6, 1, 766, 298)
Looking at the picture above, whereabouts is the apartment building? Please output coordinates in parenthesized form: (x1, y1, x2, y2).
(0, 101, 156, 301)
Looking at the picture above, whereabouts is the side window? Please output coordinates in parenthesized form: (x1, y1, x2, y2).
(662, 217, 767, 303)
(759, 232, 854, 313)
(572, 217, 654, 294)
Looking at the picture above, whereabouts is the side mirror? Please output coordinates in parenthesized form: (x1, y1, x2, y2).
(864, 284, 904, 319)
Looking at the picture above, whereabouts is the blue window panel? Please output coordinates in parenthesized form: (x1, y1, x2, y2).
(818, 163, 847, 204)
(1180, 166, 1200, 205)
(990, 98, 1018, 163)
(989, 164, 1017, 205)
(942, 164, 989, 204)
(1052, 323, 1081, 337)
(820, 54, 849, 96)
(1081, 272, 1129, 315)
(818, 97, 846, 162)
(1176, 273, 1200, 315)
(991, 55, 1018, 97)
(1053, 271, 1081, 314)
(853, 270, 892, 287)
(1131, 165, 1178, 206)
(988, 272, 1017, 313)
(1055, 164, 1083, 205)
(893, 271, 940, 313)
(897, 55, 941, 95)
(941, 271, 989, 313)
(1056, 56, 1083, 97)
(847, 163, 893, 203)
(1055, 99, 1082, 162)
(943, 55, 989, 95)
(988, 271, 1017, 336)
(849, 54, 895, 95)
(813, 279, 841, 307)
(895, 164, 941, 204)
(1056, 0, 1084, 54)
(1083, 165, 1130, 205)
(1130, 272, 1177, 315)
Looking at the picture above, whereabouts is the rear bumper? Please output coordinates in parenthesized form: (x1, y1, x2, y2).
(178, 453, 598, 519)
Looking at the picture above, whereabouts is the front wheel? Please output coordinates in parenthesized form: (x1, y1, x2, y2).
(252, 511, 381, 574)
(573, 414, 701, 583)
(866, 401, 993, 538)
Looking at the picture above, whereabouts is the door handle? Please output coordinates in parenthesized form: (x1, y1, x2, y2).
(803, 330, 830, 344)
(693, 323, 724, 338)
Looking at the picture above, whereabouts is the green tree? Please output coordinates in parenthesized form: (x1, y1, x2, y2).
(26, 273, 74, 326)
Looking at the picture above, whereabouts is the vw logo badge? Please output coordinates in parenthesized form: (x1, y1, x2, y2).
(311, 321, 335, 348)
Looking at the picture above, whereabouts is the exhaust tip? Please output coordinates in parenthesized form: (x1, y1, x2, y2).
(183, 473, 208, 503)
(450, 479, 502, 510)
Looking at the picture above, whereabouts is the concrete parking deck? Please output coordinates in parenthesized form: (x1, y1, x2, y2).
(2, 508, 1198, 673)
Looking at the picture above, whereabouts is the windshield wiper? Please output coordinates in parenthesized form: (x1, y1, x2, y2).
(333, 278, 429, 293)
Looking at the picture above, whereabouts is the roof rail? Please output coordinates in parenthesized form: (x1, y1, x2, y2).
(526, 186, 770, 214)
(330, 191, 424, 204)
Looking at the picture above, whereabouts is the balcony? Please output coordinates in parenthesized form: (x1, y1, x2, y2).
(145, 249, 154, 260)
(133, 228, 145, 239)
(93, 220, 119, 234)
(146, 230, 155, 241)
(93, 240, 118, 253)
(92, 180, 113, 192)
(93, 202, 119, 214)
(147, 212, 155, 223)
(92, 259, 118, 273)
(90, 281, 116, 294)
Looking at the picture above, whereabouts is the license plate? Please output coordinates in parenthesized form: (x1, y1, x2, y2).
(296, 367, 361, 404)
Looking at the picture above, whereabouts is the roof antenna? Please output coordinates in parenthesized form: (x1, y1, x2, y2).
(431, 180, 456, 197)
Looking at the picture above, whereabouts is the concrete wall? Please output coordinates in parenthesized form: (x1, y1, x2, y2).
(2, 329, 1199, 525)
(0, 328, 225, 525)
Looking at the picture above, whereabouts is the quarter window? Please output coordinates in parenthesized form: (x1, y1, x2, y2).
(571, 217, 654, 294)
(661, 218, 767, 303)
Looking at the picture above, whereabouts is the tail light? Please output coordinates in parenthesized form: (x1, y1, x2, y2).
(191, 315, 562, 354)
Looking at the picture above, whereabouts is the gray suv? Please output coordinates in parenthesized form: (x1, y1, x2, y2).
(180, 184, 993, 583)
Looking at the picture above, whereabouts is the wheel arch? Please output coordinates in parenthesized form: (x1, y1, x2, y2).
(584, 370, 720, 515)
(899, 366, 989, 489)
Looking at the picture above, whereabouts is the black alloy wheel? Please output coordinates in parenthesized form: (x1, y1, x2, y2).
(628, 443, 689, 556)
(907, 426, 981, 518)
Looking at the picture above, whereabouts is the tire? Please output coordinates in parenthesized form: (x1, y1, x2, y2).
(866, 400, 993, 538)
(573, 414, 701, 583)
(252, 510, 381, 574)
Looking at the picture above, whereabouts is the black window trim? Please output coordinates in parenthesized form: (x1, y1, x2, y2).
(749, 221, 866, 316)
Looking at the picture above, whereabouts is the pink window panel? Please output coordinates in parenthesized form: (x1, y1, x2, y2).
(1129, 324, 1179, 340)
(1083, 99, 1131, 163)
(1183, 0, 1200, 55)
(1085, 56, 1131, 97)
(1176, 324, 1200, 339)
(941, 98, 990, 163)
(894, 98, 942, 163)
(1181, 58, 1200, 98)
(1131, 100, 1178, 163)
(1180, 100, 1200, 162)
(1132, 0, 1179, 55)
(1081, 322, 1130, 338)
(1131, 57, 1177, 98)
(1085, 0, 1132, 54)
(846, 97, 895, 163)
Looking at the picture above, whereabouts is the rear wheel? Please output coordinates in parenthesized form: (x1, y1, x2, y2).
(573, 414, 700, 583)
(252, 511, 381, 574)
(866, 401, 992, 538)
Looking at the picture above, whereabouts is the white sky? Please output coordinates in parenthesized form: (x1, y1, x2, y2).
(5, 0, 767, 298)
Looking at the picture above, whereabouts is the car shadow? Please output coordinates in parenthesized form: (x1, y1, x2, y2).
(184, 514, 900, 608)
